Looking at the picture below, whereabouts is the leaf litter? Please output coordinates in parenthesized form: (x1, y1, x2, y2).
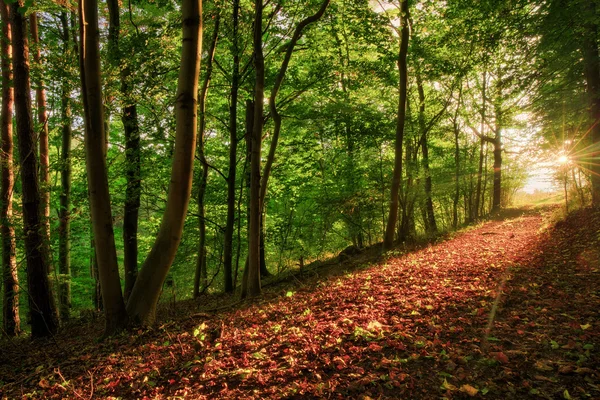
(1, 205, 598, 399)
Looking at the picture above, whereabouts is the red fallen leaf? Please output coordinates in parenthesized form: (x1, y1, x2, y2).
(491, 351, 509, 364)
(106, 378, 121, 389)
(368, 343, 382, 352)
(168, 379, 177, 384)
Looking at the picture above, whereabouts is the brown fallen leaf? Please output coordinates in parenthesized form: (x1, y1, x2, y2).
(574, 367, 596, 375)
(534, 361, 554, 371)
(534, 375, 557, 383)
(460, 384, 479, 396)
(558, 365, 575, 374)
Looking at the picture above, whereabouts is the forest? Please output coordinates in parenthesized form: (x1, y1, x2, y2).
(0, 0, 599, 398)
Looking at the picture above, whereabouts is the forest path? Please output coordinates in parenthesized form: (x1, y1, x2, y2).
(1, 206, 599, 399)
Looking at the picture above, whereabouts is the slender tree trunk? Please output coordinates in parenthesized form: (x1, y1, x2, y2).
(581, 0, 600, 206)
(223, 0, 239, 293)
(126, 0, 202, 324)
(29, 12, 51, 272)
(106, 0, 141, 301)
(415, 71, 437, 234)
(11, 2, 58, 337)
(492, 137, 502, 210)
(79, 0, 128, 334)
(475, 69, 486, 220)
(194, 14, 219, 298)
(1, 0, 19, 336)
(238, 100, 253, 291)
(383, 0, 409, 251)
(255, 0, 330, 275)
(452, 87, 462, 229)
(241, 0, 264, 299)
(57, 12, 73, 321)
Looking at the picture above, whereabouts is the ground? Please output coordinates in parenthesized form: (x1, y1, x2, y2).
(1, 206, 599, 399)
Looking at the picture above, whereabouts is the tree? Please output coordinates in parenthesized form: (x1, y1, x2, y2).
(0, 0, 19, 336)
(126, 0, 202, 324)
(79, 0, 129, 334)
(241, 0, 264, 299)
(194, 11, 220, 297)
(11, 0, 58, 337)
(56, 11, 74, 321)
(29, 12, 51, 269)
(105, 0, 142, 301)
(580, 0, 600, 206)
(383, 0, 409, 250)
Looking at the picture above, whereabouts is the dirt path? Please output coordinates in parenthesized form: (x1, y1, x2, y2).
(1, 206, 599, 399)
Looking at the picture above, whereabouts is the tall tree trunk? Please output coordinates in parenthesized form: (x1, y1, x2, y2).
(415, 71, 437, 234)
(581, 0, 600, 206)
(492, 137, 502, 211)
(194, 13, 219, 298)
(105, 0, 141, 301)
(79, 0, 128, 335)
(223, 0, 239, 293)
(474, 69, 486, 220)
(452, 86, 463, 229)
(256, 0, 330, 275)
(29, 12, 51, 272)
(11, 1, 58, 337)
(58, 12, 73, 321)
(383, 0, 409, 251)
(241, 0, 264, 299)
(126, 0, 202, 323)
(1, 0, 19, 336)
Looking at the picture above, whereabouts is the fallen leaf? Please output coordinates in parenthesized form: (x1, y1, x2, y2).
(460, 384, 479, 396)
(491, 351, 509, 364)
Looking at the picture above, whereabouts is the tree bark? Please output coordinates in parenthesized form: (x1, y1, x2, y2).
(415, 71, 437, 234)
(222, 0, 239, 294)
(79, 0, 128, 335)
(105, 0, 141, 301)
(475, 69, 486, 220)
(1, 0, 19, 336)
(126, 0, 202, 323)
(194, 13, 219, 298)
(11, 1, 58, 337)
(452, 85, 463, 229)
(581, 0, 600, 206)
(58, 12, 73, 321)
(241, 0, 265, 299)
(29, 12, 51, 272)
(383, 0, 409, 251)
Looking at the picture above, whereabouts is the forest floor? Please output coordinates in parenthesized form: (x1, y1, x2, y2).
(1, 205, 599, 399)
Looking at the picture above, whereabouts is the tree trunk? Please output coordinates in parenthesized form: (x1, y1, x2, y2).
(255, 0, 329, 275)
(222, 0, 239, 294)
(58, 12, 73, 322)
(11, 1, 58, 337)
(29, 12, 51, 272)
(492, 137, 502, 211)
(79, 0, 128, 335)
(1, 0, 19, 336)
(383, 0, 409, 251)
(415, 71, 437, 234)
(241, 0, 264, 299)
(581, 0, 600, 206)
(126, 0, 202, 324)
(105, 0, 141, 301)
(194, 13, 219, 298)
(452, 87, 462, 229)
(474, 69, 486, 220)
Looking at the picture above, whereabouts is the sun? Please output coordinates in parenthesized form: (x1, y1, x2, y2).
(558, 154, 569, 165)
